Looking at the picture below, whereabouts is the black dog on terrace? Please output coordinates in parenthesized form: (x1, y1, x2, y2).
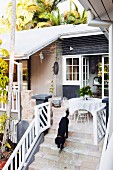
(55, 109, 69, 152)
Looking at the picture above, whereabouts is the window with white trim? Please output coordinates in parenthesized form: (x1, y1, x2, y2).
(63, 56, 81, 85)
(66, 58, 79, 81)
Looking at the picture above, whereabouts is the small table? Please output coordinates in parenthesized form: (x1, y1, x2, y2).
(69, 97, 104, 116)
(68, 97, 106, 144)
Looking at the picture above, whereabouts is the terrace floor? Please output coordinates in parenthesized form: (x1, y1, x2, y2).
(52, 103, 94, 143)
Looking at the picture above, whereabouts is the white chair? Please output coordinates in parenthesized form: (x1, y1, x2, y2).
(76, 109, 89, 123)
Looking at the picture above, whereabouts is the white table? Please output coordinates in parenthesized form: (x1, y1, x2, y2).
(68, 97, 106, 144)
(69, 97, 105, 116)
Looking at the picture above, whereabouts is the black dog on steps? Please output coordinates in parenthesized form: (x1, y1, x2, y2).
(55, 109, 69, 152)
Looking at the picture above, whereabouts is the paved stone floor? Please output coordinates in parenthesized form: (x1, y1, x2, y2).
(52, 103, 94, 143)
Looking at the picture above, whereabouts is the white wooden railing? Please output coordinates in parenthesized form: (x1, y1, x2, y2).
(99, 105, 113, 170)
(0, 86, 19, 112)
(2, 102, 50, 170)
(93, 106, 106, 145)
(9, 120, 18, 143)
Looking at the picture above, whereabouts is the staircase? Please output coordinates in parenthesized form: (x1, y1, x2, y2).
(29, 106, 103, 170)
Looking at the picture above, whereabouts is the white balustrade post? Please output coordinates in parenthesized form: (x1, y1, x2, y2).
(35, 105, 40, 137)
(47, 102, 51, 128)
(93, 111, 98, 145)
(17, 63, 22, 120)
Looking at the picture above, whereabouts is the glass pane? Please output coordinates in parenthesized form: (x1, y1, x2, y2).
(83, 66, 85, 72)
(83, 81, 85, 86)
(86, 66, 88, 73)
(66, 74, 72, 80)
(73, 66, 79, 73)
(73, 58, 79, 65)
(83, 58, 85, 65)
(104, 84, 109, 96)
(66, 58, 72, 65)
(83, 73, 85, 80)
(104, 73, 109, 80)
(86, 74, 87, 79)
(66, 66, 72, 74)
(104, 57, 109, 64)
(73, 73, 79, 80)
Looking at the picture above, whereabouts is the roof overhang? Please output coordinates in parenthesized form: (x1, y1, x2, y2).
(0, 24, 102, 60)
(78, 0, 113, 38)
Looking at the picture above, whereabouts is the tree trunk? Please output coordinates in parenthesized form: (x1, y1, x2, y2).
(70, 0, 73, 12)
(2, 0, 16, 152)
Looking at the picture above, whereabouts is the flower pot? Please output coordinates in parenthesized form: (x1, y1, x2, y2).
(83, 95, 89, 100)
(0, 159, 8, 170)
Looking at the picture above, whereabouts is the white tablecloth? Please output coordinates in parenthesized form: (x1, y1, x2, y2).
(69, 98, 105, 116)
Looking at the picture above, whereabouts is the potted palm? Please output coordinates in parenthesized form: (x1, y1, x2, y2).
(79, 86, 93, 100)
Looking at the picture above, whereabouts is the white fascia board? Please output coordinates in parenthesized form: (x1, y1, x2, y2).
(60, 31, 103, 39)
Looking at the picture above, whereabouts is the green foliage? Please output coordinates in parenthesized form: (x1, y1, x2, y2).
(0, 113, 7, 133)
(0, 58, 9, 103)
(79, 86, 93, 97)
(63, 2, 87, 25)
(49, 80, 55, 94)
(0, 0, 87, 32)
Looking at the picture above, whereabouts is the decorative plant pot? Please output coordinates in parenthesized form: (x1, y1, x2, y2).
(83, 95, 89, 100)
(0, 158, 8, 170)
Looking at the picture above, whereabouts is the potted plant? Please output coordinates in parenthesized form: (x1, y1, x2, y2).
(79, 86, 93, 100)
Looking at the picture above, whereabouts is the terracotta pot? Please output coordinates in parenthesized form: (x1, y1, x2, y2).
(0, 159, 8, 170)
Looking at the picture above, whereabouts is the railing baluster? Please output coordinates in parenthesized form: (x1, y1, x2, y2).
(0, 87, 19, 112)
(35, 105, 40, 137)
(22, 140, 26, 164)
(15, 154, 17, 170)
(11, 161, 13, 170)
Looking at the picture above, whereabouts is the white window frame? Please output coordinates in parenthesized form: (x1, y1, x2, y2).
(81, 57, 89, 87)
(102, 55, 109, 99)
(62, 55, 81, 85)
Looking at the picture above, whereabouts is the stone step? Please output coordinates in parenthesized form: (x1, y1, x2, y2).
(44, 133, 99, 151)
(80, 161, 100, 170)
(29, 150, 99, 170)
(39, 142, 101, 163)
(34, 151, 81, 170)
(49, 127, 93, 140)
(28, 161, 60, 170)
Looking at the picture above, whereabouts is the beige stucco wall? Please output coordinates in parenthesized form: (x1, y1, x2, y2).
(31, 43, 56, 95)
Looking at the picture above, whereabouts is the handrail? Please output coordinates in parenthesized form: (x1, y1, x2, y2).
(2, 102, 50, 170)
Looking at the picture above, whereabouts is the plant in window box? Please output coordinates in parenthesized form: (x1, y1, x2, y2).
(79, 86, 93, 100)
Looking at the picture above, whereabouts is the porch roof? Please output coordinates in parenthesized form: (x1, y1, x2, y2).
(78, 0, 113, 37)
(0, 24, 102, 59)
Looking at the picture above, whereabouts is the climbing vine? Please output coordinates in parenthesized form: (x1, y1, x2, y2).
(0, 58, 9, 102)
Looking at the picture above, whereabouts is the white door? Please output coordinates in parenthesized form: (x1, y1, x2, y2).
(82, 57, 89, 87)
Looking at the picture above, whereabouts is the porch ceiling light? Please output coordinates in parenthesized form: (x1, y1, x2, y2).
(39, 52, 44, 63)
(70, 46, 73, 51)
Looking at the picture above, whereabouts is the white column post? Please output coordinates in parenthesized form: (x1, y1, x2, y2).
(47, 102, 51, 128)
(17, 63, 22, 120)
(35, 105, 40, 137)
(109, 24, 113, 137)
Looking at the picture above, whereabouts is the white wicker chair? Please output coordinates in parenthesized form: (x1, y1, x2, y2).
(76, 109, 89, 123)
